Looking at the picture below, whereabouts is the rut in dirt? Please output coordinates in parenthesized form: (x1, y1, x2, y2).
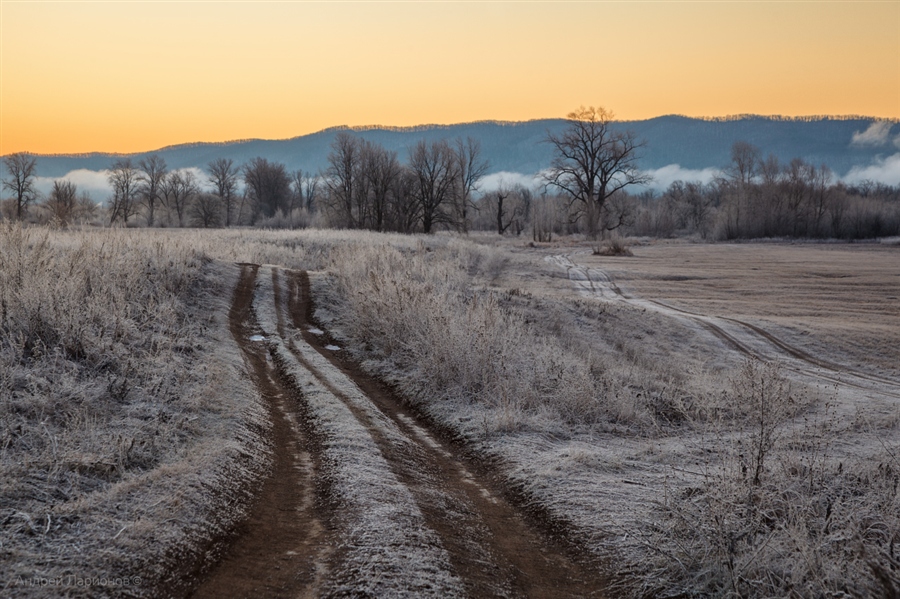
(190, 263, 606, 598)
(189, 264, 331, 599)
(277, 268, 606, 598)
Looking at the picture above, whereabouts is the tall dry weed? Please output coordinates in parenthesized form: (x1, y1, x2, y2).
(0, 225, 267, 596)
(643, 360, 900, 597)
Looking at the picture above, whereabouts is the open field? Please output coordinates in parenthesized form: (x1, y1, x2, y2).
(585, 241, 900, 380)
(2, 226, 898, 597)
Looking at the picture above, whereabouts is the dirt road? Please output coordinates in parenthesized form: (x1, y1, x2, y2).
(188, 264, 604, 598)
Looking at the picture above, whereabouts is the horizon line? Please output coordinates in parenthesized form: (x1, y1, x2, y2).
(5, 113, 897, 159)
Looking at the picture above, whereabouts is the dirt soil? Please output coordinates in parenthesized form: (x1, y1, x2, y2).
(189, 264, 332, 599)
(186, 263, 607, 598)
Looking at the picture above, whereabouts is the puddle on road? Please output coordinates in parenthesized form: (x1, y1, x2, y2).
(324, 344, 341, 351)
(249, 334, 266, 342)
(308, 327, 325, 335)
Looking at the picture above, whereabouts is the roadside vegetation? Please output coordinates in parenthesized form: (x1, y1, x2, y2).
(314, 236, 899, 597)
(0, 225, 271, 597)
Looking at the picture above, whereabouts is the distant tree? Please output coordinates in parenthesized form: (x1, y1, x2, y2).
(725, 141, 762, 187)
(718, 141, 763, 239)
(493, 185, 512, 235)
(361, 141, 402, 231)
(45, 180, 78, 226)
(388, 166, 420, 233)
(2, 153, 38, 220)
(324, 133, 362, 228)
(208, 158, 240, 226)
(190, 192, 222, 228)
(161, 170, 199, 227)
(242, 157, 291, 222)
(289, 169, 321, 226)
(452, 137, 489, 233)
(137, 154, 167, 226)
(544, 106, 649, 237)
(107, 159, 141, 225)
(409, 139, 459, 234)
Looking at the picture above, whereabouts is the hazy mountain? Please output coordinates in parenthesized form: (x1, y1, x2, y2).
(23, 115, 900, 182)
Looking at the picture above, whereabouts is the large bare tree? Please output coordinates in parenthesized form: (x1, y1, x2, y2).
(190, 192, 222, 228)
(242, 158, 291, 223)
(544, 106, 649, 237)
(361, 141, 401, 231)
(2, 153, 38, 220)
(161, 170, 199, 227)
(409, 139, 459, 234)
(138, 154, 167, 226)
(208, 158, 240, 226)
(107, 159, 141, 225)
(324, 132, 362, 228)
(453, 137, 489, 233)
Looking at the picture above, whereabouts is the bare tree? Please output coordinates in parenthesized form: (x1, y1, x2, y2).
(190, 192, 222, 228)
(361, 141, 402, 231)
(718, 141, 763, 239)
(44, 180, 79, 226)
(544, 106, 649, 237)
(453, 137, 489, 233)
(242, 158, 291, 223)
(2, 153, 38, 220)
(726, 141, 762, 187)
(107, 159, 141, 225)
(388, 166, 420, 233)
(324, 132, 362, 228)
(489, 183, 532, 235)
(303, 172, 319, 213)
(409, 139, 459, 234)
(494, 185, 511, 234)
(208, 158, 239, 226)
(161, 170, 198, 227)
(137, 154, 167, 226)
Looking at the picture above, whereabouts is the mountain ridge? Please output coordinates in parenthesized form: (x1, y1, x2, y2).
(12, 116, 900, 188)
(16, 114, 899, 159)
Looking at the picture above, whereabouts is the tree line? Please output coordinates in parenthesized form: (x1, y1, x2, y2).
(1, 132, 489, 233)
(631, 141, 900, 240)
(3, 107, 898, 240)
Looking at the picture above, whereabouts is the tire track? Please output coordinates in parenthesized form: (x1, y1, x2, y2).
(277, 268, 605, 598)
(549, 253, 900, 401)
(189, 263, 332, 599)
(193, 262, 608, 597)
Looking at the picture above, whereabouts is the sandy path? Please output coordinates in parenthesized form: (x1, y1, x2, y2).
(548, 252, 900, 413)
(188, 263, 605, 598)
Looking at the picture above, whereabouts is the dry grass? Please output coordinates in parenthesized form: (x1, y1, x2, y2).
(646, 380, 899, 597)
(0, 225, 269, 597)
(3, 226, 896, 597)
(312, 234, 899, 597)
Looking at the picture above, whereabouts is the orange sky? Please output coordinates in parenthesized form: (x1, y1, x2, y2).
(2, 1, 898, 155)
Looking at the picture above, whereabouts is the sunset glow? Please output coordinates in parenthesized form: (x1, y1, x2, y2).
(2, 1, 898, 155)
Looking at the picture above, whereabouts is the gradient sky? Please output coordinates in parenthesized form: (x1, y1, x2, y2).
(2, 1, 898, 155)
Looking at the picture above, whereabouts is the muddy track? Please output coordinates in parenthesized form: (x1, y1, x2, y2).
(188, 263, 606, 597)
(189, 264, 332, 599)
(550, 253, 900, 400)
(281, 269, 604, 598)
